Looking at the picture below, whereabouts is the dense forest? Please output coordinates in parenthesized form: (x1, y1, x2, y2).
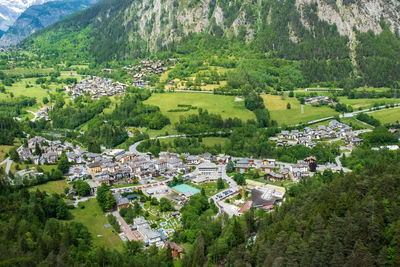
(0, 175, 176, 266)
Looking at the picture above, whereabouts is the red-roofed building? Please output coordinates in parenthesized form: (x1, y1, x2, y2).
(238, 201, 253, 215)
(168, 242, 183, 259)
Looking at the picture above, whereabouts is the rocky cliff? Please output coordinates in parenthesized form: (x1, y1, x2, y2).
(0, 0, 98, 46)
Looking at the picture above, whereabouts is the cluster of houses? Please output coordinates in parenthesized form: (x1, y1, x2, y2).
(66, 76, 128, 99)
(17, 136, 63, 165)
(35, 106, 51, 121)
(273, 120, 363, 147)
(235, 157, 316, 181)
(304, 96, 335, 105)
(122, 59, 177, 88)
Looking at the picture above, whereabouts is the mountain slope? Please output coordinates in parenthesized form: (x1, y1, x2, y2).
(0, 0, 98, 47)
(21, 0, 400, 86)
(24, 0, 399, 57)
(0, 0, 51, 31)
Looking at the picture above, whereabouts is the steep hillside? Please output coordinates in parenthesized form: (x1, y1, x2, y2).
(22, 0, 400, 86)
(0, 0, 51, 31)
(0, 0, 98, 47)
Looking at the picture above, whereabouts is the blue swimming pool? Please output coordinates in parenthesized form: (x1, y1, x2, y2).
(172, 184, 200, 195)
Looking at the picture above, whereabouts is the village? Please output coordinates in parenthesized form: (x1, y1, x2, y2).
(66, 76, 128, 99)
(271, 120, 365, 148)
(9, 118, 370, 249)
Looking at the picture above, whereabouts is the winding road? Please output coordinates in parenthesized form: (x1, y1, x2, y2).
(0, 157, 12, 174)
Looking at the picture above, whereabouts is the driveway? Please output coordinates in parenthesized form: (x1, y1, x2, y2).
(112, 211, 143, 241)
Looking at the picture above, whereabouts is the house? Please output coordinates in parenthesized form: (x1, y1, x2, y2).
(114, 192, 130, 211)
(94, 171, 113, 186)
(28, 136, 47, 150)
(264, 168, 289, 181)
(119, 152, 136, 163)
(87, 162, 102, 174)
(86, 179, 98, 195)
(259, 164, 275, 174)
(262, 159, 276, 165)
(66, 152, 83, 163)
(199, 152, 212, 162)
(186, 155, 201, 165)
(167, 242, 183, 259)
(236, 158, 251, 173)
(42, 152, 59, 164)
(350, 137, 363, 147)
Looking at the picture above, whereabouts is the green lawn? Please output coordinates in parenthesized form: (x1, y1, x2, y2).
(144, 92, 255, 124)
(370, 108, 400, 124)
(201, 137, 228, 146)
(262, 94, 338, 126)
(29, 179, 70, 195)
(187, 181, 228, 198)
(70, 199, 123, 250)
(338, 97, 400, 110)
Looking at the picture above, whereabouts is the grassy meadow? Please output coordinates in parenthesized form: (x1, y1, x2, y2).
(144, 92, 255, 124)
(338, 97, 400, 110)
(262, 95, 338, 126)
(70, 199, 123, 250)
(29, 179, 70, 195)
(370, 108, 400, 124)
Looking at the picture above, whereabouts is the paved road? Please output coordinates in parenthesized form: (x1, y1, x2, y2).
(112, 211, 143, 241)
(209, 164, 240, 216)
(0, 157, 12, 174)
(73, 196, 95, 207)
(164, 90, 213, 94)
(27, 110, 38, 122)
(291, 103, 400, 127)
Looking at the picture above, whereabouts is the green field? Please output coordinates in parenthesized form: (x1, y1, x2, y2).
(160, 136, 228, 147)
(341, 117, 373, 130)
(370, 108, 400, 124)
(262, 94, 338, 126)
(2, 67, 54, 76)
(144, 92, 255, 124)
(338, 97, 400, 110)
(0, 78, 51, 101)
(29, 179, 70, 194)
(70, 199, 123, 250)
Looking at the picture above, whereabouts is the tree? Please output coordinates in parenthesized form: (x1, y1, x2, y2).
(160, 198, 175, 212)
(226, 160, 234, 173)
(287, 102, 291, 109)
(107, 214, 121, 233)
(233, 173, 245, 185)
(75, 180, 91, 197)
(96, 184, 116, 211)
(43, 96, 49, 104)
(201, 188, 206, 197)
(9, 147, 19, 161)
(57, 153, 69, 173)
(217, 178, 225, 190)
(34, 142, 42, 156)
